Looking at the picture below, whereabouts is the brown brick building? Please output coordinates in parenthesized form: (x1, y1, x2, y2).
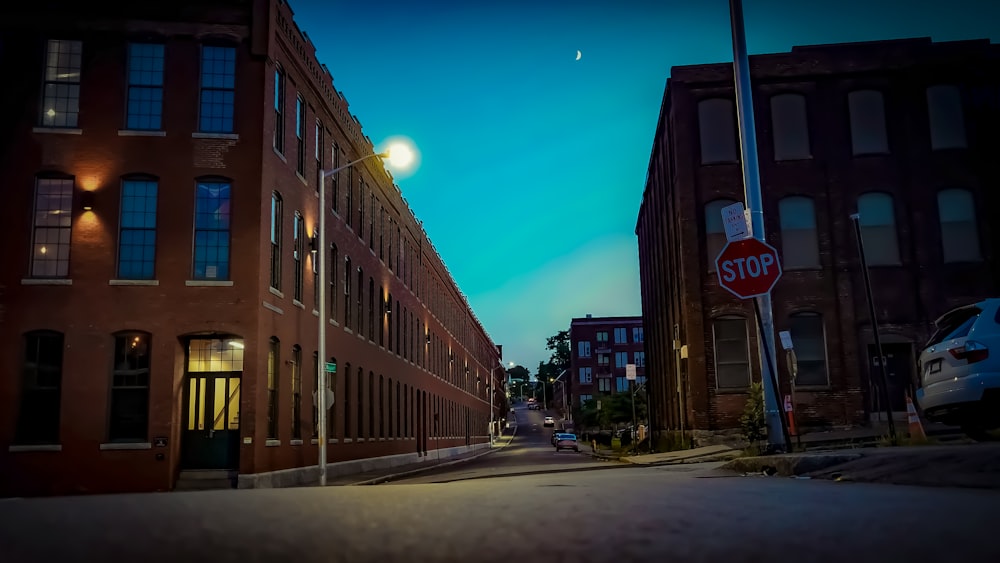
(0, 0, 503, 496)
(636, 38, 1000, 440)
(568, 315, 646, 415)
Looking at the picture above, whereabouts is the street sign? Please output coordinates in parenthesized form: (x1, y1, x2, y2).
(325, 362, 336, 373)
(778, 331, 794, 350)
(313, 389, 335, 409)
(625, 363, 637, 381)
(721, 201, 751, 242)
(715, 238, 782, 299)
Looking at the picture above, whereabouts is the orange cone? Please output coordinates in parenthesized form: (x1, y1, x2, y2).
(784, 394, 797, 436)
(905, 393, 927, 441)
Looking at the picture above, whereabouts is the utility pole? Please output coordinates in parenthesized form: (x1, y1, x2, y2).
(729, 0, 784, 450)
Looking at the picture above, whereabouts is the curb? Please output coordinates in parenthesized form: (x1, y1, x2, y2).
(348, 424, 519, 486)
(720, 453, 863, 476)
(625, 451, 742, 467)
(426, 462, 636, 484)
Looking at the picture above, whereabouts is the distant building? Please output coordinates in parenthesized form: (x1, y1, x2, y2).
(0, 0, 502, 496)
(636, 37, 1000, 441)
(568, 315, 646, 420)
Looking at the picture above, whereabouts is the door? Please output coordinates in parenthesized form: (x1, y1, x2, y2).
(182, 374, 241, 469)
(868, 343, 913, 414)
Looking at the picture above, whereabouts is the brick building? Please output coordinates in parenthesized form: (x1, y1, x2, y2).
(0, 0, 503, 496)
(568, 315, 646, 416)
(636, 38, 1000, 440)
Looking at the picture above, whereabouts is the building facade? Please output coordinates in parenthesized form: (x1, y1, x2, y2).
(636, 38, 1000, 439)
(569, 315, 646, 414)
(0, 0, 503, 496)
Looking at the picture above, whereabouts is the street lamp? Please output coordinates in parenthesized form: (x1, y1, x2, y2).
(554, 369, 568, 423)
(316, 143, 410, 486)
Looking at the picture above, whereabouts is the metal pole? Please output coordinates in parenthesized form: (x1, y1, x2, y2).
(729, 0, 783, 450)
(630, 379, 637, 453)
(489, 375, 494, 447)
(850, 214, 897, 443)
(317, 172, 328, 486)
(753, 300, 792, 451)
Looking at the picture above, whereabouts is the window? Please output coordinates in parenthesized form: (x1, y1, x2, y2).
(346, 167, 353, 228)
(291, 345, 302, 439)
(634, 351, 645, 367)
(379, 287, 386, 347)
(856, 192, 900, 266)
(705, 199, 737, 272)
(579, 394, 593, 405)
(315, 120, 323, 188)
(30, 177, 73, 278)
(387, 292, 393, 352)
(293, 212, 304, 301)
(614, 327, 627, 344)
(379, 374, 385, 438)
(267, 337, 279, 439)
(926, 85, 966, 150)
(125, 43, 164, 130)
(273, 67, 284, 152)
(632, 327, 644, 343)
(313, 230, 319, 307)
(368, 278, 375, 341)
(577, 341, 591, 357)
(358, 179, 365, 240)
(616, 377, 628, 392)
(117, 178, 158, 279)
(615, 351, 628, 368)
(40, 39, 82, 128)
(193, 180, 231, 279)
(938, 189, 981, 262)
(330, 244, 338, 320)
(597, 353, 609, 367)
(15, 331, 63, 444)
(578, 367, 592, 384)
(596, 331, 608, 344)
(698, 98, 738, 164)
(848, 90, 888, 155)
(712, 316, 750, 389)
(344, 257, 352, 327)
(356, 267, 364, 334)
(770, 93, 811, 160)
(369, 194, 375, 251)
(789, 313, 828, 386)
(109, 332, 151, 442)
(198, 45, 235, 133)
(295, 95, 305, 175)
(269, 192, 282, 289)
(312, 352, 319, 437)
(379, 206, 385, 261)
(598, 378, 611, 393)
(778, 196, 820, 269)
(357, 367, 364, 439)
(343, 362, 351, 438)
(331, 144, 340, 213)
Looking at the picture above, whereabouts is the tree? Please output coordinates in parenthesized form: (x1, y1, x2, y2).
(536, 360, 561, 409)
(545, 330, 570, 371)
(507, 365, 530, 384)
(740, 381, 766, 452)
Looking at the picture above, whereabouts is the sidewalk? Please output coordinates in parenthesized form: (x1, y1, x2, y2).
(329, 428, 518, 486)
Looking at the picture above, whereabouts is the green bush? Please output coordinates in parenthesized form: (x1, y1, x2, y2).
(740, 381, 766, 453)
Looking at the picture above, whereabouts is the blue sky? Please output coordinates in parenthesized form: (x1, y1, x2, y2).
(289, 0, 999, 374)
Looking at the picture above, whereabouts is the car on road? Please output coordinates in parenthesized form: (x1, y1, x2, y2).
(543, 416, 555, 427)
(554, 433, 579, 452)
(917, 298, 1000, 440)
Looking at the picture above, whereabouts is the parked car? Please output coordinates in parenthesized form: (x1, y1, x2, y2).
(543, 416, 555, 427)
(917, 299, 1000, 440)
(555, 433, 580, 452)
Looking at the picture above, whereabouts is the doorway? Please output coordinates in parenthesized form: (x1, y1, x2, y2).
(181, 338, 243, 470)
(867, 342, 914, 416)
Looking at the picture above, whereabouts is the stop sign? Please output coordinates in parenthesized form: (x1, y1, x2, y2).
(715, 238, 782, 299)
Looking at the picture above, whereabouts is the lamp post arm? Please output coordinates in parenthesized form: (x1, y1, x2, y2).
(322, 152, 388, 179)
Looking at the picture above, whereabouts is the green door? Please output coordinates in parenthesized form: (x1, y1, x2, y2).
(182, 374, 241, 469)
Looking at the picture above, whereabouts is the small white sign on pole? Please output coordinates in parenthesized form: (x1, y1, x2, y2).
(721, 201, 751, 242)
(778, 331, 794, 350)
(625, 363, 637, 381)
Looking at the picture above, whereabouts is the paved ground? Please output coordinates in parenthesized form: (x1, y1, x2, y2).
(3, 459, 999, 562)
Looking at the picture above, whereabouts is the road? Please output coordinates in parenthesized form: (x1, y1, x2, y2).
(2, 460, 999, 562)
(389, 402, 615, 484)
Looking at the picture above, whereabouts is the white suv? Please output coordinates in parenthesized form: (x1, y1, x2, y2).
(917, 298, 1000, 440)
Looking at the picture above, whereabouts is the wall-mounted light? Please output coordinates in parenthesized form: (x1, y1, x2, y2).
(426, 333, 431, 344)
(309, 229, 318, 273)
(385, 300, 392, 313)
(81, 191, 95, 211)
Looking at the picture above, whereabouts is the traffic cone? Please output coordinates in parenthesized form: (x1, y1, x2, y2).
(905, 393, 927, 441)
(783, 394, 797, 436)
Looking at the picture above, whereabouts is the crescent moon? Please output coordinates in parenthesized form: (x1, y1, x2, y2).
(575, 50, 582, 61)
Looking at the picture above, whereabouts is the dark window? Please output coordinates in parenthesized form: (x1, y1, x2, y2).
(273, 67, 284, 152)
(346, 167, 353, 228)
(199, 46, 235, 133)
(778, 196, 820, 269)
(344, 257, 352, 327)
(315, 120, 323, 189)
(291, 345, 302, 439)
(331, 144, 340, 214)
(193, 181, 231, 279)
(267, 337, 279, 439)
(295, 96, 306, 175)
(330, 245, 338, 321)
(15, 331, 63, 444)
(269, 192, 282, 290)
(312, 351, 319, 438)
(938, 189, 982, 263)
(40, 40, 82, 128)
(857, 192, 900, 266)
(712, 317, 750, 389)
(109, 332, 150, 441)
(705, 199, 737, 273)
(698, 98, 737, 164)
(368, 277, 375, 341)
(789, 313, 828, 387)
(848, 90, 888, 155)
(343, 362, 352, 438)
(357, 367, 364, 439)
(125, 43, 164, 130)
(293, 212, 304, 301)
(369, 371, 375, 438)
(926, 85, 967, 150)
(118, 178, 158, 279)
(30, 177, 73, 278)
(770, 93, 811, 160)
(357, 267, 364, 334)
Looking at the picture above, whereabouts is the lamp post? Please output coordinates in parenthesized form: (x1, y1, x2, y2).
(554, 369, 568, 424)
(316, 150, 394, 487)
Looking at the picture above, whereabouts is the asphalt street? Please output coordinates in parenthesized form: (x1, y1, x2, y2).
(387, 403, 616, 484)
(2, 459, 998, 562)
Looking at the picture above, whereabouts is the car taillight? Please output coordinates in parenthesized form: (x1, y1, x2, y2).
(948, 340, 989, 364)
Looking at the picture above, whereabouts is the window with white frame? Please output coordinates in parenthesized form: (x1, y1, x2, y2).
(293, 212, 304, 301)
(857, 192, 900, 265)
(193, 180, 232, 280)
(712, 316, 750, 389)
(118, 178, 158, 280)
(578, 367, 592, 384)
(269, 192, 282, 290)
(126, 43, 164, 130)
(779, 196, 820, 269)
(31, 177, 74, 278)
(273, 66, 284, 153)
(938, 189, 981, 263)
(40, 40, 82, 128)
(198, 45, 235, 133)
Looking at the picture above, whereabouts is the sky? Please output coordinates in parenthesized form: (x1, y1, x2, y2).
(288, 0, 999, 374)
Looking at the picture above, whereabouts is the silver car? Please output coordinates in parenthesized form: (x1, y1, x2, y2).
(917, 298, 1000, 440)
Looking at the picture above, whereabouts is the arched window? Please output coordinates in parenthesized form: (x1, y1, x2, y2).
(698, 98, 738, 164)
(269, 192, 282, 290)
(705, 199, 738, 272)
(938, 189, 981, 262)
(848, 90, 889, 155)
(926, 85, 966, 150)
(778, 196, 819, 269)
(789, 313, 828, 386)
(711, 316, 750, 389)
(770, 93, 811, 161)
(856, 192, 900, 265)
